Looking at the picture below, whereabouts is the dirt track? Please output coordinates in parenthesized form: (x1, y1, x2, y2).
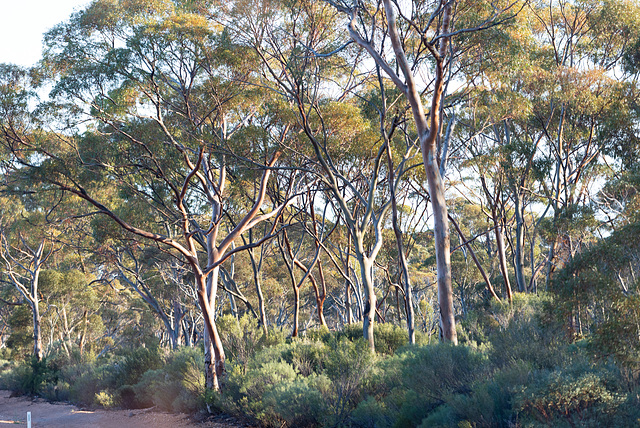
(0, 390, 245, 428)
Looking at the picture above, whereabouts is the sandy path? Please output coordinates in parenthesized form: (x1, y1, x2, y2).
(0, 390, 245, 428)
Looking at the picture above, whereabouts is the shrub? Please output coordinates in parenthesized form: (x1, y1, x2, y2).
(262, 375, 330, 427)
(222, 359, 298, 425)
(95, 390, 116, 408)
(320, 322, 408, 355)
(516, 369, 626, 426)
(217, 314, 286, 370)
(65, 359, 118, 406)
(248, 340, 328, 376)
(130, 347, 204, 412)
(19, 358, 57, 395)
(220, 336, 375, 427)
(112, 345, 163, 387)
(41, 380, 71, 402)
(362, 343, 489, 427)
(323, 338, 376, 425)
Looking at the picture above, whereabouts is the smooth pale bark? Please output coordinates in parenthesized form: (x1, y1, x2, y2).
(513, 188, 527, 292)
(0, 237, 52, 361)
(116, 256, 185, 350)
(344, 232, 354, 324)
(495, 221, 514, 302)
(32, 298, 43, 361)
(377, 0, 458, 343)
(480, 175, 513, 302)
(52, 150, 284, 392)
(200, 269, 225, 391)
(359, 254, 376, 350)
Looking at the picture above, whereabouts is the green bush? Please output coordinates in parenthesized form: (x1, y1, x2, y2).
(67, 361, 116, 406)
(262, 374, 330, 427)
(222, 359, 298, 425)
(360, 343, 489, 427)
(20, 358, 57, 395)
(516, 369, 626, 427)
(113, 345, 163, 387)
(324, 338, 375, 417)
(248, 339, 328, 376)
(130, 347, 204, 412)
(217, 314, 286, 370)
(318, 322, 408, 355)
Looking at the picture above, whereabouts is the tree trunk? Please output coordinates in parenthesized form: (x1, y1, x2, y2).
(513, 188, 527, 293)
(384, 125, 416, 344)
(31, 301, 43, 361)
(314, 261, 328, 327)
(495, 220, 514, 302)
(359, 255, 376, 352)
(449, 216, 501, 301)
(292, 285, 300, 337)
(424, 159, 457, 344)
(345, 232, 354, 324)
(200, 267, 225, 391)
(79, 310, 88, 356)
(248, 247, 268, 335)
(381, 0, 457, 344)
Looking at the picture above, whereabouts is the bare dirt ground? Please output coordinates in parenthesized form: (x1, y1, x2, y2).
(0, 390, 247, 428)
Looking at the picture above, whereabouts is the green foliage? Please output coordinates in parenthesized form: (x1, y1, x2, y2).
(5, 305, 33, 361)
(319, 321, 408, 356)
(112, 345, 163, 387)
(130, 347, 204, 412)
(216, 314, 286, 369)
(95, 390, 116, 408)
(516, 369, 625, 427)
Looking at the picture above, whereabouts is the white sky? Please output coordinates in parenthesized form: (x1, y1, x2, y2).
(0, 0, 91, 67)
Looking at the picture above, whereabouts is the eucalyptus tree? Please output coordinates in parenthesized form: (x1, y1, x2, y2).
(0, 217, 57, 362)
(224, 0, 429, 350)
(108, 244, 192, 350)
(324, 0, 525, 343)
(0, 0, 300, 391)
(38, 268, 101, 358)
(448, 0, 640, 298)
(277, 185, 336, 336)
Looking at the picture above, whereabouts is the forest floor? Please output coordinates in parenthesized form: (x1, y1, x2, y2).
(0, 390, 247, 428)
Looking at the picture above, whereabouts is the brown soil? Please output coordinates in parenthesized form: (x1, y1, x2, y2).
(0, 390, 246, 428)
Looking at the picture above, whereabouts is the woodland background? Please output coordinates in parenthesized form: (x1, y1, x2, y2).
(1, 0, 640, 426)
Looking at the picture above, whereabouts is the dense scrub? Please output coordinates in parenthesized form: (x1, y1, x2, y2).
(2, 293, 639, 427)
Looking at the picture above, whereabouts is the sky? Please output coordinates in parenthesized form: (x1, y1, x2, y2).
(0, 0, 91, 67)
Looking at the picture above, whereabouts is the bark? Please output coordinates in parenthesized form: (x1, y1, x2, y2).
(309, 195, 328, 327)
(292, 285, 300, 337)
(79, 310, 88, 356)
(495, 221, 514, 301)
(344, 232, 354, 324)
(199, 272, 225, 391)
(513, 188, 527, 293)
(0, 236, 53, 361)
(314, 261, 328, 328)
(31, 300, 43, 362)
(481, 175, 513, 302)
(359, 254, 376, 351)
(385, 134, 416, 344)
(379, 0, 458, 344)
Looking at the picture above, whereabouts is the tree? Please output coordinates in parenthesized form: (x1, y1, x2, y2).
(0, 0, 298, 391)
(327, 0, 461, 343)
(0, 222, 56, 361)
